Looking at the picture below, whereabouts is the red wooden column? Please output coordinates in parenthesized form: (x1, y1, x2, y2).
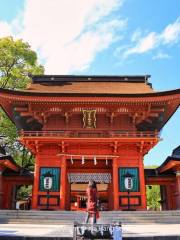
(139, 156, 147, 209)
(0, 167, 3, 209)
(112, 157, 119, 210)
(3, 181, 12, 209)
(65, 175, 71, 210)
(175, 171, 180, 209)
(108, 180, 113, 210)
(166, 184, 176, 210)
(60, 155, 67, 209)
(31, 154, 40, 209)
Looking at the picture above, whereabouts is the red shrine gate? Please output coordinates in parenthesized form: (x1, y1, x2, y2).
(19, 130, 158, 210)
(0, 75, 180, 210)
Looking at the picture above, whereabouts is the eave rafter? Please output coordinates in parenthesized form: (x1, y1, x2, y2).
(159, 160, 180, 173)
(0, 98, 14, 119)
(14, 103, 45, 126)
(0, 159, 19, 172)
(136, 139, 159, 155)
(19, 133, 159, 158)
(128, 103, 166, 126)
(0, 89, 179, 131)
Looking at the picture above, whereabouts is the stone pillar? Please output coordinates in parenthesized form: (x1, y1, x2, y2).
(112, 158, 119, 210)
(60, 155, 67, 210)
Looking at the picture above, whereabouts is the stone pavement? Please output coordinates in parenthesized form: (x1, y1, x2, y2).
(0, 223, 180, 239)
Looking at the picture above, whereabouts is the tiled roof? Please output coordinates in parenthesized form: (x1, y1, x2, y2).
(3, 168, 33, 177)
(144, 168, 175, 176)
(172, 145, 180, 157)
(27, 82, 154, 94)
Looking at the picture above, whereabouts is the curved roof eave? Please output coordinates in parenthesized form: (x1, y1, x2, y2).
(157, 157, 180, 173)
(0, 87, 180, 98)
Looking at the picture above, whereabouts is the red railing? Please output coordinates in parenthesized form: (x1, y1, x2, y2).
(19, 130, 158, 138)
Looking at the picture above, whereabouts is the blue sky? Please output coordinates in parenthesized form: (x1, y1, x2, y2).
(0, 0, 179, 166)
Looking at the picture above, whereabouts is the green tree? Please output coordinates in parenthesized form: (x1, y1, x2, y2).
(144, 165, 158, 169)
(0, 36, 44, 169)
(146, 185, 161, 210)
(0, 36, 44, 89)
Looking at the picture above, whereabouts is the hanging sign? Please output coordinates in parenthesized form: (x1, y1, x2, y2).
(124, 177, 133, 190)
(82, 110, 96, 128)
(44, 177, 53, 190)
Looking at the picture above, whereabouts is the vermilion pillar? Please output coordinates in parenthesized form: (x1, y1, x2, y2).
(31, 154, 39, 209)
(139, 156, 147, 209)
(175, 171, 180, 209)
(112, 158, 119, 210)
(108, 179, 113, 210)
(60, 156, 67, 209)
(166, 184, 175, 210)
(0, 168, 3, 209)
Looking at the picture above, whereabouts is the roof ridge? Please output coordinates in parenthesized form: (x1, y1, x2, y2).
(31, 74, 151, 84)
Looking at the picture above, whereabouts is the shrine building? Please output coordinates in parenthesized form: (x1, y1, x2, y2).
(0, 147, 33, 209)
(0, 75, 179, 211)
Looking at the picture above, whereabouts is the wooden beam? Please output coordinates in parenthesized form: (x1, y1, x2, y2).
(149, 113, 159, 117)
(151, 108, 165, 112)
(14, 107, 28, 112)
(20, 112, 31, 117)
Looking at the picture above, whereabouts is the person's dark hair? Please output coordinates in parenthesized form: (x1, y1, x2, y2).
(92, 181, 97, 189)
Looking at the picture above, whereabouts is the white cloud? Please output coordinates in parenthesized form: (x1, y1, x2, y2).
(122, 17, 180, 58)
(131, 29, 142, 42)
(162, 18, 180, 44)
(152, 52, 171, 60)
(124, 32, 158, 57)
(0, 21, 12, 38)
(0, 0, 125, 74)
(17, 0, 125, 74)
(45, 19, 126, 73)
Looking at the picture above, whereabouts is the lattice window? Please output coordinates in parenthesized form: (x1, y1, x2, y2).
(68, 173, 111, 183)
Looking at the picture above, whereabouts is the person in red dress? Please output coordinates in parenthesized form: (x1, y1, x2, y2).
(85, 180, 98, 224)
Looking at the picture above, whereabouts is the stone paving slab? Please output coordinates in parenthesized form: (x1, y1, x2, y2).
(0, 236, 180, 239)
(0, 223, 180, 239)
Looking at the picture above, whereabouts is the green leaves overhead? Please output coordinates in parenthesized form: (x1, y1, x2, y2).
(0, 109, 17, 148)
(0, 36, 44, 170)
(0, 36, 44, 89)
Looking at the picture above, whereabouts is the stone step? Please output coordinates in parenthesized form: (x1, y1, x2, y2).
(0, 236, 179, 240)
(1, 210, 180, 215)
(1, 215, 180, 220)
(0, 210, 180, 225)
(1, 218, 180, 225)
(1, 210, 180, 216)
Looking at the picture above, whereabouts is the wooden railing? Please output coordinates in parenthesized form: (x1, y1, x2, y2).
(19, 130, 159, 138)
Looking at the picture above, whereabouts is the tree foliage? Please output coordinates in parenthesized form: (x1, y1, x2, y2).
(146, 185, 161, 210)
(0, 36, 44, 169)
(0, 37, 44, 89)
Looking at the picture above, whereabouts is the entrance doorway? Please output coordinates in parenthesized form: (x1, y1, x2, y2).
(68, 172, 112, 211)
(146, 185, 161, 210)
(70, 183, 109, 211)
(11, 185, 32, 210)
